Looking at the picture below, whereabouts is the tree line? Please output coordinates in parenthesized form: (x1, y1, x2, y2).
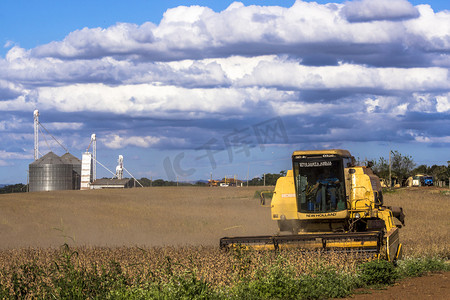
(245, 171, 286, 186)
(137, 178, 207, 187)
(370, 150, 449, 186)
(0, 184, 28, 194)
(137, 173, 286, 187)
(2, 151, 449, 193)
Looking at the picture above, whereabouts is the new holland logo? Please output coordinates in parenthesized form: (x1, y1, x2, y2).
(306, 212, 337, 217)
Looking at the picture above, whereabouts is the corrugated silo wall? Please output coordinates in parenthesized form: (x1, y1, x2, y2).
(29, 163, 73, 192)
(60, 153, 82, 190)
(72, 163, 81, 190)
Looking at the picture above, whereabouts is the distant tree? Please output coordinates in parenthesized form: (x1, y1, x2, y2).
(152, 179, 166, 186)
(428, 165, 448, 181)
(412, 165, 428, 175)
(372, 151, 415, 186)
(139, 177, 152, 187)
(247, 171, 286, 186)
(390, 150, 415, 184)
(248, 177, 263, 186)
(264, 173, 282, 186)
(372, 157, 390, 184)
(137, 178, 195, 187)
(0, 184, 27, 194)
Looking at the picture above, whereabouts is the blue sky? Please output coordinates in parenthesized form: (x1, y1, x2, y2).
(0, 0, 449, 184)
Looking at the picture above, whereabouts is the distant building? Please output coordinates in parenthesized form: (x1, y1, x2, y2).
(90, 178, 133, 189)
(412, 174, 433, 187)
(413, 174, 424, 186)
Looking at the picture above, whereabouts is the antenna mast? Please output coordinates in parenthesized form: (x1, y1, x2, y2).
(86, 133, 97, 182)
(33, 110, 39, 160)
(91, 134, 96, 181)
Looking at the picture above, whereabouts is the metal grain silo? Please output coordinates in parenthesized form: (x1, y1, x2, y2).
(61, 152, 82, 190)
(29, 152, 73, 192)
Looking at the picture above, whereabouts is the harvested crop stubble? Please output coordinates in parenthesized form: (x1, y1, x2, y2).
(382, 187, 450, 258)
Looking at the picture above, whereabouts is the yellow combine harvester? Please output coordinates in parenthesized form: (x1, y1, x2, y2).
(220, 149, 405, 262)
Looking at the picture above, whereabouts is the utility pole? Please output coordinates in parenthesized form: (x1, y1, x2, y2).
(263, 173, 266, 186)
(447, 161, 450, 188)
(389, 150, 392, 188)
(247, 163, 249, 187)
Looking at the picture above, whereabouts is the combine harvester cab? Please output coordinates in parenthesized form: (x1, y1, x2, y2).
(220, 149, 405, 262)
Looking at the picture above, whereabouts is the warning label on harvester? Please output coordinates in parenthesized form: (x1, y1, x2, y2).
(281, 194, 295, 198)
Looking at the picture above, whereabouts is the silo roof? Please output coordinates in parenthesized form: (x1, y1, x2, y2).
(30, 151, 66, 165)
(60, 152, 81, 165)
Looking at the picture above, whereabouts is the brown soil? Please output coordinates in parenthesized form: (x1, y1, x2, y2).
(0, 186, 277, 248)
(343, 271, 450, 300)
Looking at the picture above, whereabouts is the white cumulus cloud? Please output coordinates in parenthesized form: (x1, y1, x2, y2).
(0, 150, 33, 160)
(342, 0, 419, 22)
(24, 0, 449, 65)
(101, 134, 161, 149)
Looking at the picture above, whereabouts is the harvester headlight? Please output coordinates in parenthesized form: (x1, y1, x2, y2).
(355, 213, 361, 219)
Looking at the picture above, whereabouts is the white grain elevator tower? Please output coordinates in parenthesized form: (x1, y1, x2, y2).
(116, 155, 124, 179)
(81, 134, 96, 190)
